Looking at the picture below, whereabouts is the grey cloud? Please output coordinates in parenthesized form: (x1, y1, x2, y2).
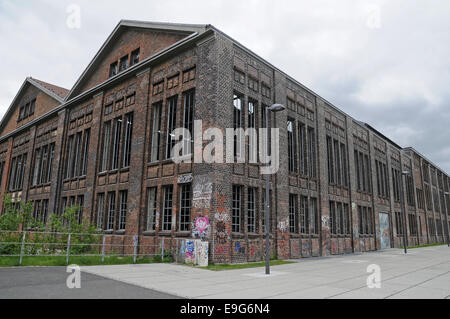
(0, 0, 449, 171)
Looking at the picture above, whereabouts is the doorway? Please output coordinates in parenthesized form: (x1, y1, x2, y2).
(379, 212, 391, 249)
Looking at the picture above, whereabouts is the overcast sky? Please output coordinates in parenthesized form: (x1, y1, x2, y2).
(1, 0, 449, 172)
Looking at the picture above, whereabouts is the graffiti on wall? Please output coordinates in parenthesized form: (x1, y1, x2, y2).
(192, 216, 210, 239)
(214, 194, 230, 245)
(234, 241, 245, 254)
(185, 240, 195, 263)
(278, 220, 289, 233)
(321, 215, 329, 228)
(379, 212, 391, 249)
(192, 175, 213, 209)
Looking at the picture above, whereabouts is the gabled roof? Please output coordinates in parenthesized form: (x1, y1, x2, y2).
(30, 77, 69, 100)
(65, 20, 209, 101)
(0, 77, 68, 135)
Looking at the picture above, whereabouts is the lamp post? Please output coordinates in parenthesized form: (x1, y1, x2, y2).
(444, 191, 450, 247)
(264, 103, 286, 275)
(400, 170, 410, 254)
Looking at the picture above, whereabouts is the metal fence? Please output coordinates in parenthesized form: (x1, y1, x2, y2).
(0, 230, 192, 265)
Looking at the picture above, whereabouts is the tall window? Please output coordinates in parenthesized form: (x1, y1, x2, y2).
(9, 154, 27, 191)
(76, 196, 84, 225)
(308, 128, 316, 178)
(101, 121, 111, 172)
(0, 161, 5, 189)
(408, 214, 418, 236)
(32, 148, 41, 186)
(66, 130, 90, 178)
(107, 192, 116, 230)
(310, 198, 318, 235)
(179, 184, 192, 231)
(80, 129, 90, 175)
(166, 96, 178, 159)
(118, 191, 128, 230)
(343, 204, 350, 235)
(289, 194, 298, 233)
(359, 206, 374, 235)
(248, 187, 257, 233)
(39, 145, 48, 185)
(72, 132, 82, 177)
(109, 62, 118, 77)
(232, 185, 242, 233)
(340, 143, 348, 187)
(396, 212, 404, 236)
(32, 143, 55, 186)
(150, 103, 162, 162)
(162, 186, 173, 231)
(183, 90, 195, 157)
(298, 124, 307, 176)
(287, 120, 297, 173)
(130, 48, 140, 66)
(248, 100, 257, 163)
(122, 113, 133, 168)
(111, 117, 122, 170)
(34, 200, 44, 223)
(330, 201, 336, 235)
(327, 136, 334, 184)
(300, 196, 309, 234)
(336, 202, 343, 234)
(47, 143, 55, 181)
(233, 95, 243, 158)
(146, 188, 157, 231)
(335, 140, 342, 185)
(119, 55, 129, 72)
(96, 193, 105, 229)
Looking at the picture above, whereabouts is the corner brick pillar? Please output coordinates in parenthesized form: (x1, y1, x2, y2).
(273, 70, 290, 260)
(316, 98, 331, 256)
(48, 109, 67, 215)
(81, 91, 104, 222)
(346, 118, 360, 253)
(124, 68, 151, 236)
(21, 126, 37, 203)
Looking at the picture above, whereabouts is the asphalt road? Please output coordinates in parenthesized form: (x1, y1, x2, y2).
(0, 266, 179, 299)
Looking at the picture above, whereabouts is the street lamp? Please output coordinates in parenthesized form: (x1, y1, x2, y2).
(400, 170, 410, 254)
(444, 191, 450, 247)
(264, 103, 286, 275)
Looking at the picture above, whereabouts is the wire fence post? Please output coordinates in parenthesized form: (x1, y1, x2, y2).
(101, 235, 106, 263)
(175, 239, 179, 263)
(66, 233, 71, 265)
(161, 237, 165, 262)
(133, 235, 138, 264)
(19, 231, 26, 266)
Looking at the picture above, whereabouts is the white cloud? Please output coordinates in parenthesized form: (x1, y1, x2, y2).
(1, 0, 450, 171)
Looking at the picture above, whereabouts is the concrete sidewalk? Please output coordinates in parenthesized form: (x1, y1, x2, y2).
(82, 245, 450, 299)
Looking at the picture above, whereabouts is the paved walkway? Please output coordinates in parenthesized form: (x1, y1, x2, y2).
(82, 245, 450, 299)
(0, 266, 178, 299)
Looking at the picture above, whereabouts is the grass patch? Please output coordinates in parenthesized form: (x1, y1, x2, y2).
(406, 243, 448, 249)
(0, 255, 172, 267)
(198, 260, 294, 271)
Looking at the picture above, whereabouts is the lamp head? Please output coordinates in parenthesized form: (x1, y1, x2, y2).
(268, 104, 286, 112)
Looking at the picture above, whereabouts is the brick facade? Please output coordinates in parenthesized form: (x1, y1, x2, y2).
(0, 20, 449, 264)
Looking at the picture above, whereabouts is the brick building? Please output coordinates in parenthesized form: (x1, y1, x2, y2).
(0, 20, 449, 264)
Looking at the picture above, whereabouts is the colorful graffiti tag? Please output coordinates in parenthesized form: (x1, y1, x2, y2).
(192, 216, 210, 238)
(379, 212, 391, 249)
